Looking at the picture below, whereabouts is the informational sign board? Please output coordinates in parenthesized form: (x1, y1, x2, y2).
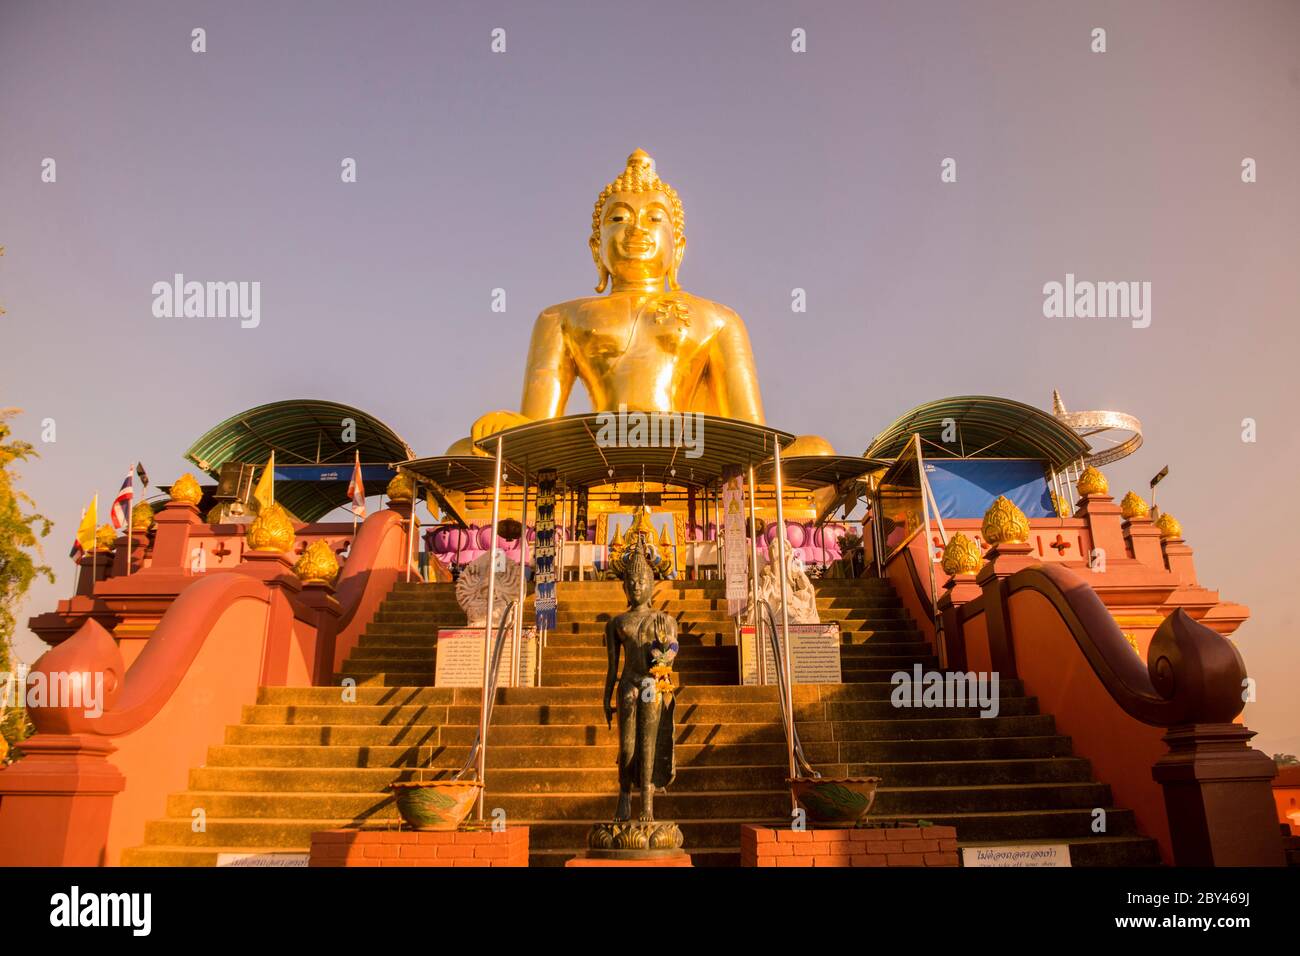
(739, 623, 842, 685)
(216, 853, 309, 867)
(960, 844, 1072, 867)
(435, 627, 538, 687)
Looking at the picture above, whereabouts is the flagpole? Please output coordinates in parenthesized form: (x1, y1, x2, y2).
(91, 494, 98, 586)
(125, 465, 135, 577)
(72, 508, 84, 600)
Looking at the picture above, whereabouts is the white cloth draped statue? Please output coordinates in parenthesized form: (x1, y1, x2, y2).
(746, 547, 820, 625)
(456, 551, 522, 628)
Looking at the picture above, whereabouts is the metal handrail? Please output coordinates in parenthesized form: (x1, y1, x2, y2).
(453, 599, 518, 781)
(757, 599, 820, 779)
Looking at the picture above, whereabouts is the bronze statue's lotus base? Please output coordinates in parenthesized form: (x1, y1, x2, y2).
(584, 821, 685, 860)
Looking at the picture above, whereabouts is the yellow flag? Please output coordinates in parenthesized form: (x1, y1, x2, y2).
(251, 451, 275, 513)
(76, 495, 98, 550)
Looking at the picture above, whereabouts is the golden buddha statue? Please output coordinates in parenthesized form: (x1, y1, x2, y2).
(446, 150, 832, 458)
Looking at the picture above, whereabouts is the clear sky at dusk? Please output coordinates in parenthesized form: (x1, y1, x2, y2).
(1, 1, 1297, 751)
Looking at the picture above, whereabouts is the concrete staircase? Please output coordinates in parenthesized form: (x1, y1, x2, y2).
(121, 576, 1161, 866)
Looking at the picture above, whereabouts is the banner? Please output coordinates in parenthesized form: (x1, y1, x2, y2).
(533, 469, 557, 630)
(722, 465, 748, 616)
(574, 486, 588, 543)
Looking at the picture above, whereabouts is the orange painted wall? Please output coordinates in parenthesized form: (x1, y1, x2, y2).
(104, 591, 273, 864)
(1007, 588, 1172, 863)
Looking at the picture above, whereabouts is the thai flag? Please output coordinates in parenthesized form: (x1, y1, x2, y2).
(69, 510, 85, 560)
(347, 451, 366, 518)
(110, 468, 134, 529)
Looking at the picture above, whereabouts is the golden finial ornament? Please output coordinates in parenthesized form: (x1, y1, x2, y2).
(385, 471, 414, 503)
(293, 540, 340, 586)
(1155, 512, 1183, 540)
(941, 532, 984, 576)
(130, 501, 155, 531)
(1120, 492, 1150, 520)
(94, 524, 117, 552)
(1076, 466, 1109, 497)
(169, 472, 203, 506)
(246, 502, 295, 553)
(981, 496, 1030, 546)
(1123, 632, 1141, 656)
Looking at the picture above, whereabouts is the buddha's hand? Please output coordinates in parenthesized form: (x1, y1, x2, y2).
(470, 410, 532, 445)
(603, 699, 615, 728)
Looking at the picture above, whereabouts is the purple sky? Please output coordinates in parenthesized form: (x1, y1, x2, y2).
(2, 0, 1297, 753)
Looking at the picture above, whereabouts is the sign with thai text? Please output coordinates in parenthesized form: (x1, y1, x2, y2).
(739, 623, 841, 685)
(960, 844, 1072, 867)
(435, 627, 537, 687)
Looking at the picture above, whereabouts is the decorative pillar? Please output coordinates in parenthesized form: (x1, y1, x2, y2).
(146, 473, 206, 572)
(1156, 513, 1198, 586)
(75, 552, 112, 597)
(385, 472, 416, 577)
(1073, 466, 1125, 565)
(975, 497, 1035, 678)
(1119, 491, 1164, 568)
(292, 541, 344, 684)
(936, 532, 983, 671)
(0, 734, 125, 866)
(111, 502, 156, 576)
(1152, 723, 1285, 866)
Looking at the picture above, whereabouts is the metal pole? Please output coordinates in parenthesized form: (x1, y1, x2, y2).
(125, 470, 134, 577)
(477, 437, 504, 818)
(92, 495, 99, 585)
(747, 464, 764, 686)
(772, 441, 796, 793)
(712, 489, 722, 580)
(717, 486, 726, 582)
(404, 473, 416, 584)
(556, 484, 566, 583)
(514, 468, 529, 688)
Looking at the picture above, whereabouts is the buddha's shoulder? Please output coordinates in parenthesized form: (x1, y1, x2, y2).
(675, 292, 742, 324)
(535, 295, 604, 319)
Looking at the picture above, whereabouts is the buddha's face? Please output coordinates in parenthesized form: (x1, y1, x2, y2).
(596, 190, 682, 288)
(625, 569, 653, 607)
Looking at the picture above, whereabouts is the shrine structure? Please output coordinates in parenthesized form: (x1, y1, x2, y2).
(0, 151, 1285, 868)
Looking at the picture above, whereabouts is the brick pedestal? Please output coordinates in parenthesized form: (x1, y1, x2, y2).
(740, 825, 959, 867)
(310, 828, 528, 867)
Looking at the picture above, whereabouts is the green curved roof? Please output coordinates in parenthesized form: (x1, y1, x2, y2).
(864, 395, 1091, 470)
(185, 399, 414, 521)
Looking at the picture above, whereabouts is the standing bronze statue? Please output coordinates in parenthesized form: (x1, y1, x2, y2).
(586, 544, 685, 858)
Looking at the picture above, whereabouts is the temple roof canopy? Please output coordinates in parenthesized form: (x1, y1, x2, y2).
(467, 412, 796, 490)
(865, 395, 1091, 471)
(185, 399, 414, 520)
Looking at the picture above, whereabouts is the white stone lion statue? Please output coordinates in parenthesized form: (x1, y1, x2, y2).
(456, 551, 523, 628)
(746, 547, 820, 625)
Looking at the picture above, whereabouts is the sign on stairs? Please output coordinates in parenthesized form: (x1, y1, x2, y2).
(738, 623, 842, 684)
(435, 627, 539, 687)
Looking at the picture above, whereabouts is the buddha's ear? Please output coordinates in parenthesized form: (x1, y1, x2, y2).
(669, 237, 686, 291)
(591, 238, 610, 293)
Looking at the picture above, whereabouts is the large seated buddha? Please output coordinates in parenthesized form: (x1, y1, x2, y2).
(445, 149, 833, 458)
